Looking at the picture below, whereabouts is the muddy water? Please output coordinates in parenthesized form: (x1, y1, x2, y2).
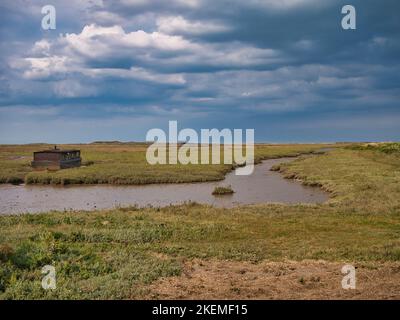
(0, 158, 328, 215)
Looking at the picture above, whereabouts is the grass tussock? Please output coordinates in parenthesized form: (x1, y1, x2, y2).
(212, 185, 234, 195)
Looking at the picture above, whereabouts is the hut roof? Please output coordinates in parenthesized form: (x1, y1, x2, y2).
(34, 149, 80, 154)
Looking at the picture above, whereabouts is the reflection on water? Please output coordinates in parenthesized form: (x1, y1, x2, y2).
(0, 158, 328, 215)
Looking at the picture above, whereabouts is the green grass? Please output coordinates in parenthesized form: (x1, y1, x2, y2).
(0, 143, 336, 185)
(347, 142, 400, 154)
(1, 142, 400, 299)
(1, 203, 399, 299)
(275, 147, 400, 212)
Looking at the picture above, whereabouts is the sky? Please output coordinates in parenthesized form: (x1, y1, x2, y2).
(0, 0, 399, 143)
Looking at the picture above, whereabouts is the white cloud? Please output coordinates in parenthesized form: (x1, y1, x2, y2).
(63, 24, 197, 59)
(82, 67, 186, 85)
(120, 0, 200, 8)
(315, 76, 371, 89)
(32, 40, 51, 55)
(13, 23, 283, 86)
(156, 16, 230, 35)
(371, 36, 389, 47)
(119, 0, 148, 6)
(174, 0, 200, 7)
(23, 56, 70, 79)
(87, 10, 125, 25)
(19, 54, 186, 85)
(246, 0, 325, 10)
(293, 39, 315, 50)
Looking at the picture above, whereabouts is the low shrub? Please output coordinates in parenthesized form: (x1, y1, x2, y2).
(212, 185, 234, 195)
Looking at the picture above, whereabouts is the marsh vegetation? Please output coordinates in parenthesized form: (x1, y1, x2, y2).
(0, 143, 336, 185)
(212, 185, 234, 195)
(0, 143, 399, 299)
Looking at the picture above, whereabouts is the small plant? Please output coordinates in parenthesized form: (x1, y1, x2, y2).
(0, 244, 14, 262)
(212, 185, 234, 195)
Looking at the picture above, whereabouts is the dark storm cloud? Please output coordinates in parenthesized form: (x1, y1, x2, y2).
(0, 0, 399, 143)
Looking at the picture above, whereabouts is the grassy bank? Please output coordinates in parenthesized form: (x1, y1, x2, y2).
(274, 146, 400, 212)
(0, 204, 399, 299)
(0, 143, 335, 185)
(0, 144, 400, 299)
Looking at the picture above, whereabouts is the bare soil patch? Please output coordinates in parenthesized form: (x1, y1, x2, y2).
(145, 259, 400, 299)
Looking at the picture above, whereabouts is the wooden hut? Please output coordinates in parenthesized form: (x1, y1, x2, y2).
(31, 146, 81, 170)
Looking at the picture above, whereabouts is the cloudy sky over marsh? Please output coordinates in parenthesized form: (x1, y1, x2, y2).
(0, 0, 399, 143)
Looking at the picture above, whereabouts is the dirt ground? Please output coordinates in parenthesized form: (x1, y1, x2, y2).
(145, 259, 400, 299)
